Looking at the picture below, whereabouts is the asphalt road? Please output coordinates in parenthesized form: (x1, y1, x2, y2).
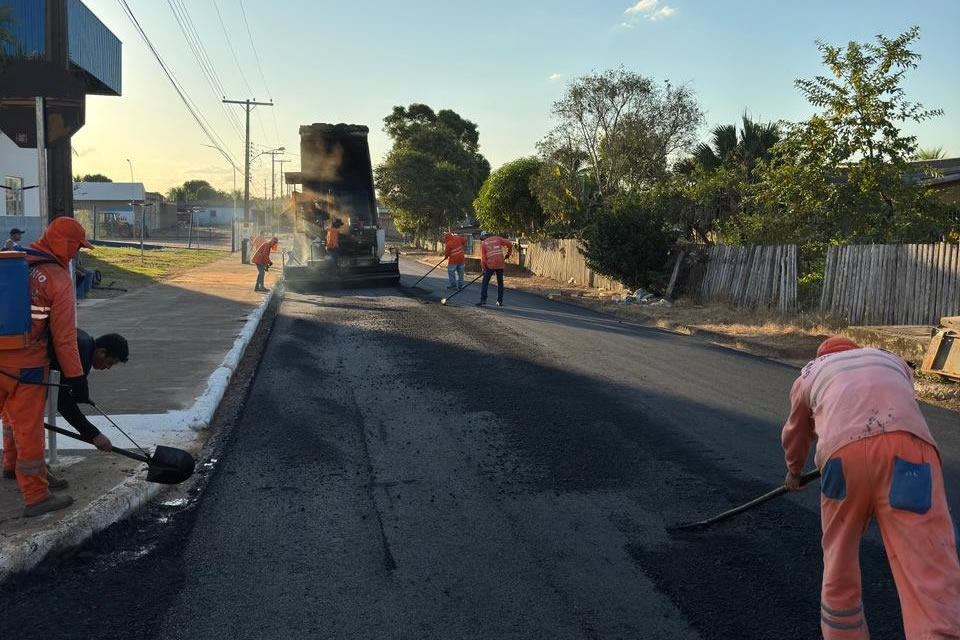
(2, 259, 957, 639)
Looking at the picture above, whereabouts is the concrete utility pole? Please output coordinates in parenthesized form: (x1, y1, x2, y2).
(277, 158, 290, 199)
(265, 149, 284, 229)
(222, 99, 273, 232)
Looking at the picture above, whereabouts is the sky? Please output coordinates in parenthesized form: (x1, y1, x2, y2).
(71, 0, 960, 196)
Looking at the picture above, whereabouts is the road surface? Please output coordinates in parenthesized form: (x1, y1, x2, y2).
(2, 258, 957, 639)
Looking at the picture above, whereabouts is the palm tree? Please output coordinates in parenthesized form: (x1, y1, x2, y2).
(690, 114, 780, 175)
(914, 146, 945, 161)
(0, 7, 18, 66)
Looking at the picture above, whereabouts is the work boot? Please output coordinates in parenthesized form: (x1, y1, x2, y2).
(446, 284, 457, 289)
(47, 471, 69, 490)
(23, 493, 74, 518)
(496, 301, 503, 307)
(2, 469, 14, 480)
(475, 301, 486, 307)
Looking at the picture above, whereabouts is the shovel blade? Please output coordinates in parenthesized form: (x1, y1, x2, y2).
(146, 445, 196, 484)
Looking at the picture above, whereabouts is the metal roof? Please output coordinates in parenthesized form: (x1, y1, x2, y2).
(73, 182, 145, 202)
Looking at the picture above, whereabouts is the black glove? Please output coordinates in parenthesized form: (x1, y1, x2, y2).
(64, 376, 92, 405)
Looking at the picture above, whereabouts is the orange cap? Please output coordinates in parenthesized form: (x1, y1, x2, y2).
(817, 336, 860, 358)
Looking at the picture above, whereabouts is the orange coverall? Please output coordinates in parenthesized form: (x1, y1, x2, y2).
(0, 219, 88, 505)
(782, 347, 960, 638)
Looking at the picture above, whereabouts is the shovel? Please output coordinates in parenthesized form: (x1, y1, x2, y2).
(668, 469, 821, 532)
(411, 256, 447, 288)
(441, 272, 484, 305)
(44, 422, 196, 485)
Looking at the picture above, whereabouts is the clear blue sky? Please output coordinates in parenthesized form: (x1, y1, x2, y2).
(73, 0, 960, 194)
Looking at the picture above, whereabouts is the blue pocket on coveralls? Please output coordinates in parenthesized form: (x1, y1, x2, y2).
(18, 366, 45, 385)
(889, 457, 932, 514)
(821, 458, 846, 500)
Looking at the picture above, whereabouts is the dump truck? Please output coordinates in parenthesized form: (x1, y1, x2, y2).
(282, 123, 400, 289)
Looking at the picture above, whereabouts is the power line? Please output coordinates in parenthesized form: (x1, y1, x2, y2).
(166, 0, 244, 141)
(212, 0, 255, 98)
(117, 0, 240, 171)
(238, 0, 282, 146)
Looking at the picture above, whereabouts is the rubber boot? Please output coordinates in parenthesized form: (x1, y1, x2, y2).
(23, 493, 74, 518)
(47, 470, 69, 490)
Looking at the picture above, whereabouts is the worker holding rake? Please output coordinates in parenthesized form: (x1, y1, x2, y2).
(782, 336, 960, 638)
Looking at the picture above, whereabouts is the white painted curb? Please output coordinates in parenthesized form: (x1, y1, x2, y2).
(0, 288, 276, 582)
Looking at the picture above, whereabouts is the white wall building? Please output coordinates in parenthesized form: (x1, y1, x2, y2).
(0, 131, 42, 244)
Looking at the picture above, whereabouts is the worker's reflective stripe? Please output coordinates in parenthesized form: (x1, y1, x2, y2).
(809, 351, 909, 408)
(31, 314, 49, 320)
(821, 615, 866, 631)
(485, 246, 503, 257)
(821, 602, 863, 618)
(15, 459, 45, 476)
(449, 246, 464, 258)
(30, 305, 51, 312)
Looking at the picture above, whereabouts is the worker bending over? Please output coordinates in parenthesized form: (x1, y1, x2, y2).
(3, 330, 127, 488)
(326, 219, 343, 260)
(444, 231, 467, 289)
(476, 231, 513, 307)
(0, 218, 92, 517)
(782, 336, 960, 638)
(251, 236, 278, 292)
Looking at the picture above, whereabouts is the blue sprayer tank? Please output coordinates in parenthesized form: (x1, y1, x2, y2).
(0, 251, 31, 350)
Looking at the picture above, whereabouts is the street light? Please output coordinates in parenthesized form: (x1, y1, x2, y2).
(126, 158, 134, 182)
(201, 144, 240, 252)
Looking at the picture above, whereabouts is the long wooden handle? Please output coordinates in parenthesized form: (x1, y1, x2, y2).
(670, 469, 821, 531)
(44, 422, 151, 465)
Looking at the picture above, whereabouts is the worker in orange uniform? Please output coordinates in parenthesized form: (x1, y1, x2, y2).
(251, 236, 278, 292)
(326, 219, 343, 259)
(476, 231, 513, 307)
(0, 217, 93, 517)
(444, 231, 467, 290)
(782, 336, 960, 638)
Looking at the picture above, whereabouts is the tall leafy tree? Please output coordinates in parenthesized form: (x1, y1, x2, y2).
(542, 68, 702, 203)
(749, 26, 948, 244)
(375, 104, 490, 235)
(531, 132, 596, 234)
(166, 180, 228, 201)
(75, 173, 112, 183)
(473, 157, 547, 237)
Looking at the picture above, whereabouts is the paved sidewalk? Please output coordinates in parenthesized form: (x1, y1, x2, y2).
(0, 253, 277, 580)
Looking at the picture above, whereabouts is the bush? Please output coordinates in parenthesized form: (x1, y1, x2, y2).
(579, 193, 675, 291)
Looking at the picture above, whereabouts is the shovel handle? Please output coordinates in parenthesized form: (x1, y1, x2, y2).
(670, 468, 822, 531)
(44, 422, 152, 465)
(412, 256, 447, 287)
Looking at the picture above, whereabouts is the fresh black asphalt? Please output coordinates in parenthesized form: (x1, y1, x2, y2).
(1, 259, 957, 639)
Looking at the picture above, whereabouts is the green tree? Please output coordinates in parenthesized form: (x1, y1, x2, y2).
(671, 114, 780, 243)
(531, 133, 597, 234)
(473, 157, 547, 237)
(543, 68, 702, 203)
(579, 192, 676, 290)
(749, 26, 948, 244)
(166, 180, 228, 202)
(0, 7, 17, 67)
(75, 173, 112, 183)
(914, 146, 945, 161)
(375, 104, 490, 236)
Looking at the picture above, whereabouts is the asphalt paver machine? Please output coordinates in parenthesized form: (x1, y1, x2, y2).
(283, 123, 400, 289)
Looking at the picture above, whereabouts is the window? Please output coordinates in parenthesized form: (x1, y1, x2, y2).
(4, 177, 24, 216)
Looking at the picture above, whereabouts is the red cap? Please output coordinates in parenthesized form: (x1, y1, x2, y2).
(817, 336, 860, 358)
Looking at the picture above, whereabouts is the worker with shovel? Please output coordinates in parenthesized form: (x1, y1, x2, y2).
(252, 236, 278, 292)
(476, 231, 513, 307)
(782, 337, 960, 638)
(0, 218, 93, 517)
(2, 331, 127, 489)
(444, 231, 467, 289)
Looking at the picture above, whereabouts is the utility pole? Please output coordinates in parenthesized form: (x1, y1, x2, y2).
(277, 159, 290, 200)
(222, 99, 273, 235)
(265, 149, 284, 230)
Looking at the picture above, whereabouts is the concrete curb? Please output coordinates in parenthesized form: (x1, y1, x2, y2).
(0, 288, 277, 582)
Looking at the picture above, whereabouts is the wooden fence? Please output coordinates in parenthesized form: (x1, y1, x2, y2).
(820, 243, 960, 325)
(524, 239, 628, 292)
(696, 245, 798, 311)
